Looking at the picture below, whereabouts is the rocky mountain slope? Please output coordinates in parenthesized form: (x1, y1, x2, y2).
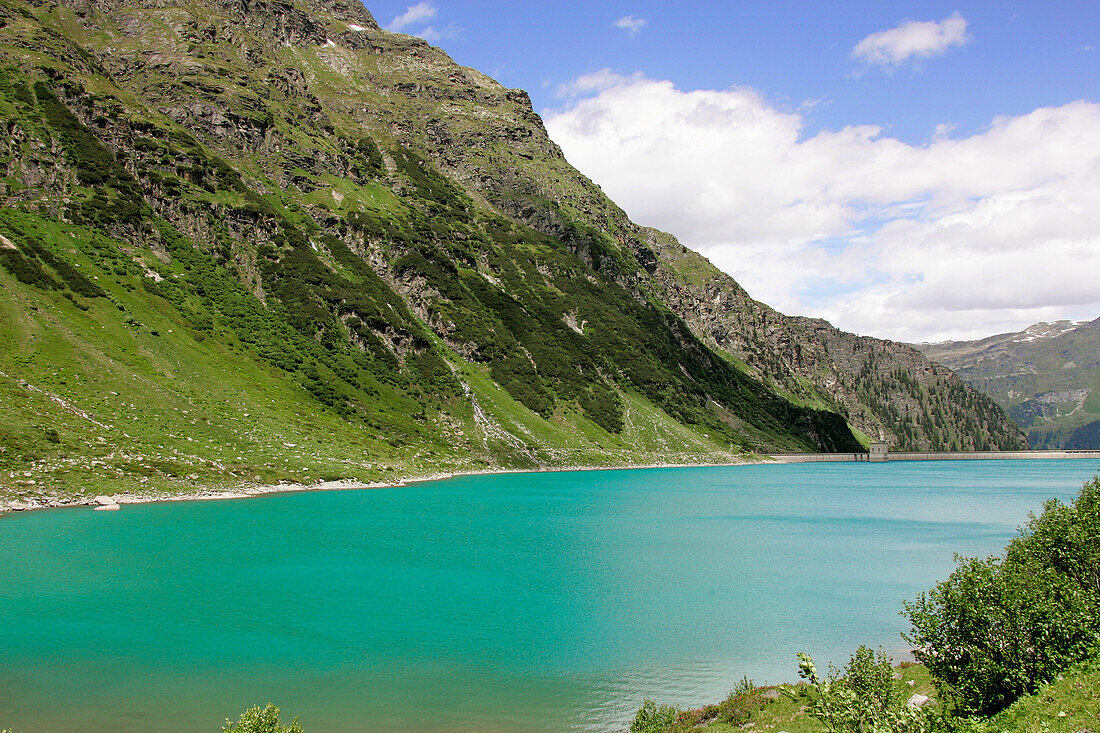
(635, 228, 1024, 451)
(917, 319, 1100, 448)
(0, 0, 1024, 503)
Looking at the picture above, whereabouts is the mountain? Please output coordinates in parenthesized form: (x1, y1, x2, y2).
(917, 319, 1100, 448)
(0, 0, 1024, 503)
(633, 228, 1023, 452)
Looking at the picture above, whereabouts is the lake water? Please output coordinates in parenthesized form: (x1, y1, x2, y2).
(1, 460, 1097, 732)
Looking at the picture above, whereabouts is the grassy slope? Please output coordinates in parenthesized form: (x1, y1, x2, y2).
(970, 658, 1100, 733)
(0, 214, 411, 498)
(696, 664, 936, 733)
(662, 659, 1100, 733)
(0, 211, 745, 503)
(0, 0, 869, 507)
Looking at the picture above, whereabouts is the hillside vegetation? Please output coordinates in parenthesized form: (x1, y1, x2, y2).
(628, 657, 1100, 733)
(918, 319, 1100, 448)
(0, 0, 1024, 505)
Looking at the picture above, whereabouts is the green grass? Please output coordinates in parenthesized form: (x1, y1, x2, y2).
(641, 658, 1100, 733)
(0, 0, 874, 507)
(639, 663, 938, 733)
(0, 209, 752, 504)
(739, 663, 935, 733)
(968, 658, 1100, 733)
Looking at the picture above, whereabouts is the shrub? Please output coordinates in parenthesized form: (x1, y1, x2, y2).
(1006, 476, 1100, 595)
(18, 238, 105, 297)
(628, 699, 680, 733)
(222, 703, 303, 733)
(794, 648, 933, 733)
(905, 476, 1100, 716)
(35, 82, 117, 187)
(353, 136, 384, 178)
(716, 676, 766, 725)
(0, 248, 62, 290)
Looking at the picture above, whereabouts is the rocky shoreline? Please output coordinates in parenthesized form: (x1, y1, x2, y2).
(0, 458, 761, 515)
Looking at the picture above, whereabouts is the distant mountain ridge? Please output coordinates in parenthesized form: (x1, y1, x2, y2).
(0, 0, 1024, 502)
(916, 318, 1100, 448)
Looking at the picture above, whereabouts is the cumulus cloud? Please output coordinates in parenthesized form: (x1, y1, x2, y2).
(614, 15, 647, 35)
(852, 12, 970, 68)
(554, 69, 645, 99)
(543, 72, 1100, 341)
(385, 2, 461, 43)
(418, 24, 462, 42)
(388, 2, 437, 32)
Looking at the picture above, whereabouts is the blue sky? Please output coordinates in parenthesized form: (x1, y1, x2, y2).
(362, 2, 1100, 341)
(366, 1, 1096, 143)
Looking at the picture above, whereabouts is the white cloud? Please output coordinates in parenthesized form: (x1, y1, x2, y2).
(385, 2, 461, 43)
(554, 69, 645, 99)
(852, 12, 970, 68)
(614, 15, 647, 35)
(418, 24, 461, 42)
(543, 72, 1100, 341)
(933, 121, 957, 139)
(388, 2, 437, 32)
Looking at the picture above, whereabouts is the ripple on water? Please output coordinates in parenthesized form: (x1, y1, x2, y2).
(0, 460, 1094, 732)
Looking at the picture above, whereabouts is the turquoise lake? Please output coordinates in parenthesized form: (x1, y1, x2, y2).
(1, 460, 1097, 731)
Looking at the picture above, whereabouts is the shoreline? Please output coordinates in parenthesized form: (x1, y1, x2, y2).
(6, 449, 1097, 515)
(0, 456, 765, 515)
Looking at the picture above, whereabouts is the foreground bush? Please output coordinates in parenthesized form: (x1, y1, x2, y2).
(222, 704, 303, 733)
(905, 476, 1100, 715)
(794, 647, 934, 733)
(629, 699, 680, 733)
(716, 675, 766, 725)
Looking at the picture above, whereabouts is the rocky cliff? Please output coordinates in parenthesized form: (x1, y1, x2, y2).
(636, 228, 1026, 451)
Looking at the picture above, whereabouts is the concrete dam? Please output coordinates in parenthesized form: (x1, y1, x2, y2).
(771, 444, 1100, 464)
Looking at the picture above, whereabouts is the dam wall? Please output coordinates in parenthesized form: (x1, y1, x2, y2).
(772, 450, 1100, 463)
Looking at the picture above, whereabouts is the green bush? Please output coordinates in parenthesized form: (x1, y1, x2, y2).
(905, 476, 1100, 716)
(794, 648, 933, 733)
(628, 698, 680, 733)
(35, 82, 117, 187)
(222, 703, 303, 733)
(0, 248, 62, 290)
(716, 676, 766, 725)
(352, 136, 384, 178)
(18, 238, 105, 297)
(1006, 476, 1100, 595)
(34, 82, 147, 227)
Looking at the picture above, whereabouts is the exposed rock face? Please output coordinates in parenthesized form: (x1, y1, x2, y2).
(632, 229, 1025, 450)
(0, 0, 1026, 476)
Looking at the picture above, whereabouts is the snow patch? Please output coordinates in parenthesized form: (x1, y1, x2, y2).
(1012, 320, 1086, 343)
(348, 24, 368, 31)
(322, 39, 336, 48)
